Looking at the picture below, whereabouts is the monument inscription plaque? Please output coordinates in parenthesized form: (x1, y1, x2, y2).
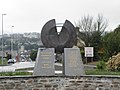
(64, 48, 85, 76)
(33, 48, 55, 76)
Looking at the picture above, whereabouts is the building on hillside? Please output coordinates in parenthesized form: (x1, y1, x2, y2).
(23, 32, 40, 38)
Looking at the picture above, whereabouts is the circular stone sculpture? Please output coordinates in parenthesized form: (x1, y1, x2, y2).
(41, 19, 77, 53)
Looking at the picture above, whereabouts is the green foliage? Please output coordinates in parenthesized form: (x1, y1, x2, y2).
(0, 72, 32, 76)
(116, 64, 120, 71)
(85, 70, 120, 75)
(102, 25, 120, 61)
(114, 25, 120, 32)
(90, 31, 103, 59)
(30, 50, 37, 61)
(96, 60, 106, 70)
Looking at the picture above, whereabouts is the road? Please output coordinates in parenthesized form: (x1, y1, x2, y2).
(0, 62, 96, 73)
(0, 62, 63, 73)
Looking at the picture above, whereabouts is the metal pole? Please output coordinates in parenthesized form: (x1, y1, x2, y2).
(1, 14, 6, 64)
(11, 26, 14, 59)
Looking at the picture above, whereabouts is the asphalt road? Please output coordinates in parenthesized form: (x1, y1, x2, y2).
(0, 62, 96, 72)
(0, 62, 63, 72)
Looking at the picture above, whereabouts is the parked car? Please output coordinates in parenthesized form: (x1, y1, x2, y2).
(20, 55, 26, 62)
(8, 58, 16, 64)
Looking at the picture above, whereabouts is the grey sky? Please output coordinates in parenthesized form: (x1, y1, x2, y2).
(0, 0, 120, 34)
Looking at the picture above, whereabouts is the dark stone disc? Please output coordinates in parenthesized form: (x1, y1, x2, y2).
(41, 19, 77, 53)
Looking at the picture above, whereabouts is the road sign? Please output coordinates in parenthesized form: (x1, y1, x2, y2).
(84, 47, 94, 57)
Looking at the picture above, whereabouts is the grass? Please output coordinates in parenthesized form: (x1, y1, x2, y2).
(86, 61, 120, 75)
(85, 69, 120, 75)
(87, 61, 99, 65)
(0, 70, 120, 76)
(0, 59, 119, 76)
(0, 72, 32, 76)
(15, 67, 34, 71)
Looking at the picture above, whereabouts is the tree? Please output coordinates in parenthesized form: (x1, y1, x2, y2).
(94, 14, 108, 34)
(114, 25, 120, 32)
(75, 14, 108, 60)
(30, 50, 37, 61)
(75, 14, 108, 46)
(102, 25, 120, 60)
(76, 15, 93, 46)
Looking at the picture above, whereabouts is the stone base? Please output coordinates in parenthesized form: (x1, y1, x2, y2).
(64, 48, 85, 76)
(33, 48, 55, 76)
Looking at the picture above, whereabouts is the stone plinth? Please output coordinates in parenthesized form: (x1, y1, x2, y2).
(33, 48, 55, 76)
(64, 48, 85, 76)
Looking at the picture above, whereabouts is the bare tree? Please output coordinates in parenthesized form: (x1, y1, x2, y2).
(94, 14, 108, 34)
(77, 15, 93, 33)
(75, 14, 108, 46)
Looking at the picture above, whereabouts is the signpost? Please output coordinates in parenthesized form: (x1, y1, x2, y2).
(84, 47, 94, 64)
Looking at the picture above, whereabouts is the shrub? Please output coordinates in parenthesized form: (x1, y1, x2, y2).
(30, 50, 37, 61)
(96, 60, 106, 70)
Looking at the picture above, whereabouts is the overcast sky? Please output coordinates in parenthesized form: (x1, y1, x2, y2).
(0, 0, 120, 34)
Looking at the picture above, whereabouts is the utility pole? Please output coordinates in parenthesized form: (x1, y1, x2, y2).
(1, 14, 6, 64)
(11, 26, 14, 59)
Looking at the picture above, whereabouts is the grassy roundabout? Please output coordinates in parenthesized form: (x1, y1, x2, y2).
(0, 72, 32, 76)
(85, 70, 120, 75)
(0, 70, 120, 76)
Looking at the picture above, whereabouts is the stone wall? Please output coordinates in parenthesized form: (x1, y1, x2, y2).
(0, 75, 120, 90)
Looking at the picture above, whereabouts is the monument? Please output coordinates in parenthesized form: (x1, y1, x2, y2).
(64, 48, 85, 76)
(33, 19, 85, 76)
(41, 19, 77, 53)
(33, 48, 55, 76)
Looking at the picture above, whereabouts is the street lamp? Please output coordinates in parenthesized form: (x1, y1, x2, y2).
(11, 26, 14, 59)
(1, 14, 6, 65)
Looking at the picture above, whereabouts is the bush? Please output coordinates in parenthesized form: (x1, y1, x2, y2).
(96, 60, 106, 70)
(102, 27, 120, 61)
(30, 50, 37, 61)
